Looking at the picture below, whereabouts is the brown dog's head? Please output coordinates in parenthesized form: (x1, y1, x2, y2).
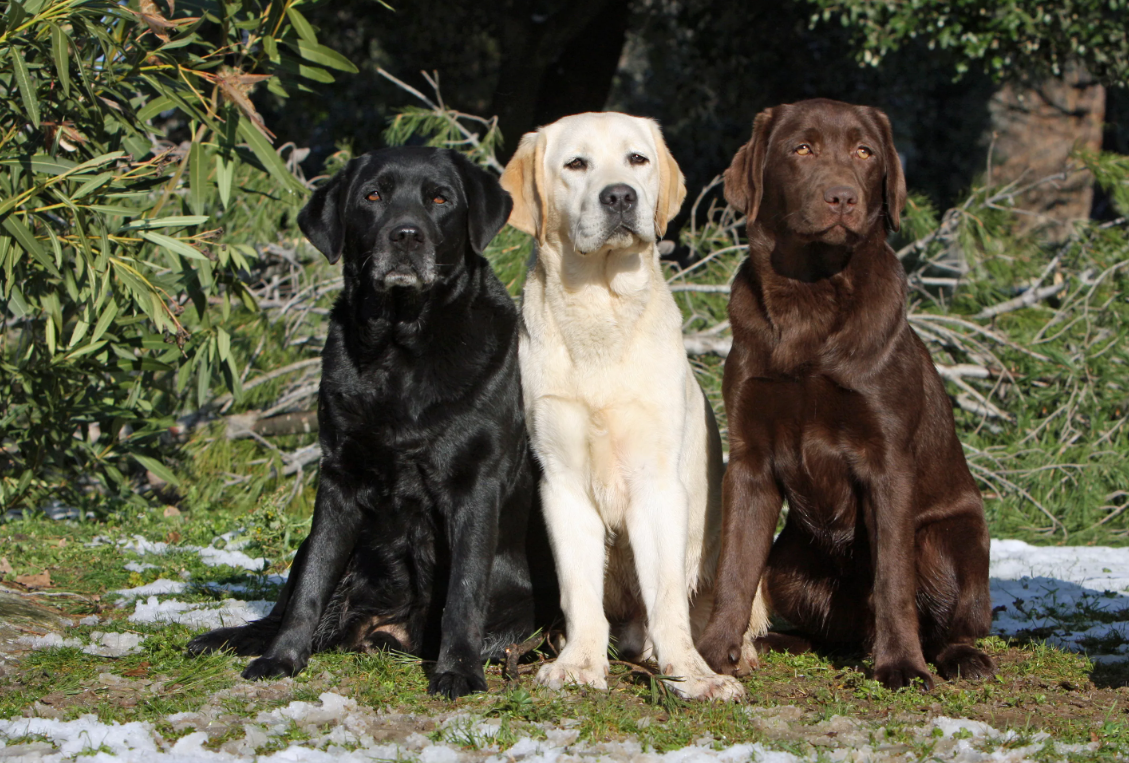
(724, 99, 906, 245)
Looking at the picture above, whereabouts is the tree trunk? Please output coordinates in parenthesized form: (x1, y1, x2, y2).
(490, 0, 630, 161)
(986, 63, 1106, 241)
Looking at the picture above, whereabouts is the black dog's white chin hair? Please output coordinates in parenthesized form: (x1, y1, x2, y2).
(382, 272, 425, 289)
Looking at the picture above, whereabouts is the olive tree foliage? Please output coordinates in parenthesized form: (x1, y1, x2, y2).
(810, 0, 1129, 84)
(0, 0, 357, 511)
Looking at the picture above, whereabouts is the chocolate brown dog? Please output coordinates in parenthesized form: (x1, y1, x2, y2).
(696, 99, 994, 690)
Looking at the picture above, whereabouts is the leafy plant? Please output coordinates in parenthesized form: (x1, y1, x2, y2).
(809, 0, 1129, 84)
(0, 0, 358, 512)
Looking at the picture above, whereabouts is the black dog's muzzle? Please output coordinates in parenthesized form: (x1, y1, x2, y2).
(372, 224, 438, 290)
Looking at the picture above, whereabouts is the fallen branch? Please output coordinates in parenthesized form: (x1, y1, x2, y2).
(227, 410, 319, 440)
(683, 334, 732, 356)
(281, 443, 321, 477)
(669, 283, 731, 294)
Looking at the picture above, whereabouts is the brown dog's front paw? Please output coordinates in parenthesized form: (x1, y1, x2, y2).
(935, 644, 996, 681)
(696, 632, 743, 676)
(874, 659, 935, 691)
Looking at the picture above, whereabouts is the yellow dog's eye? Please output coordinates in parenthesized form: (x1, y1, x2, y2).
(795, 144, 812, 156)
(565, 157, 587, 171)
(628, 153, 649, 166)
(856, 146, 873, 159)
(366, 191, 381, 201)
(433, 195, 447, 205)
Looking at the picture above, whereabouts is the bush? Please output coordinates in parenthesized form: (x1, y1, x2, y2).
(0, 0, 356, 512)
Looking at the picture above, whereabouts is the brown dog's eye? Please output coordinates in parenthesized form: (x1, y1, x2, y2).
(856, 146, 873, 159)
(795, 144, 812, 156)
(565, 158, 587, 171)
(433, 195, 447, 205)
(366, 191, 381, 202)
(628, 153, 649, 166)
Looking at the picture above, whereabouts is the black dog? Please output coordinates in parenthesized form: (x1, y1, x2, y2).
(187, 147, 553, 699)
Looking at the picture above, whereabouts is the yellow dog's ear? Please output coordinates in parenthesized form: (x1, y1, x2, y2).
(648, 120, 686, 238)
(500, 131, 547, 243)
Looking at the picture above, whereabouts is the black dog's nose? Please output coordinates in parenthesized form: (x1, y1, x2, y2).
(390, 225, 425, 248)
(599, 184, 637, 214)
(824, 185, 859, 214)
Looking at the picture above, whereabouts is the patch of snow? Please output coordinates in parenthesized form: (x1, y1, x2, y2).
(113, 578, 187, 601)
(118, 533, 265, 571)
(128, 596, 272, 630)
(123, 562, 157, 573)
(195, 545, 267, 571)
(15, 633, 82, 651)
(0, 715, 158, 757)
(989, 539, 1129, 659)
(83, 631, 146, 657)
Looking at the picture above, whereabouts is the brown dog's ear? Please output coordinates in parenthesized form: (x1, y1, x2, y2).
(500, 131, 547, 242)
(872, 108, 907, 232)
(724, 108, 774, 223)
(647, 120, 686, 238)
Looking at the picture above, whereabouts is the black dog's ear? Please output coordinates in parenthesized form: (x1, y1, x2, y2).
(450, 151, 513, 254)
(298, 168, 349, 263)
(870, 108, 906, 232)
(724, 107, 774, 223)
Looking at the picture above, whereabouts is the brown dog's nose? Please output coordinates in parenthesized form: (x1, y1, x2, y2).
(390, 225, 424, 248)
(599, 184, 637, 214)
(824, 185, 858, 214)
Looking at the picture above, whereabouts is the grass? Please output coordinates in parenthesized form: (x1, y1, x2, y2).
(3, 513, 1129, 761)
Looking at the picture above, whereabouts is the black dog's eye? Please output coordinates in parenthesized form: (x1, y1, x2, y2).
(366, 191, 381, 202)
(565, 157, 587, 171)
(432, 195, 448, 205)
(856, 146, 873, 159)
(628, 153, 649, 166)
(795, 144, 813, 156)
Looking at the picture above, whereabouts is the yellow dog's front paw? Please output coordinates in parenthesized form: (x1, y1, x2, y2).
(536, 659, 609, 691)
(666, 670, 745, 701)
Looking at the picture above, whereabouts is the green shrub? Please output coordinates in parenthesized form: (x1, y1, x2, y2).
(0, 0, 356, 512)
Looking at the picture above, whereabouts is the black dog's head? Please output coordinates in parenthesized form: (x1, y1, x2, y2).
(298, 147, 512, 292)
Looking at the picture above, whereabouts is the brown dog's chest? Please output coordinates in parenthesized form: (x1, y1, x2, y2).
(751, 373, 888, 553)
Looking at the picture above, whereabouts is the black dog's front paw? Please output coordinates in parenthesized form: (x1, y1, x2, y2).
(429, 669, 487, 699)
(874, 658, 935, 691)
(185, 629, 237, 657)
(243, 653, 306, 681)
(186, 625, 272, 658)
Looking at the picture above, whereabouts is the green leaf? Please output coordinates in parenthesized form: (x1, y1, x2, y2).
(49, 22, 71, 96)
(216, 327, 232, 363)
(139, 230, 209, 261)
(215, 153, 234, 208)
(286, 6, 317, 42)
(287, 39, 359, 73)
(189, 140, 208, 216)
(9, 45, 40, 127)
(137, 95, 176, 122)
(237, 116, 302, 193)
(73, 172, 115, 200)
(89, 299, 119, 345)
(121, 216, 210, 231)
(2, 214, 60, 277)
(278, 54, 335, 83)
(132, 453, 181, 487)
(0, 155, 78, 176)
